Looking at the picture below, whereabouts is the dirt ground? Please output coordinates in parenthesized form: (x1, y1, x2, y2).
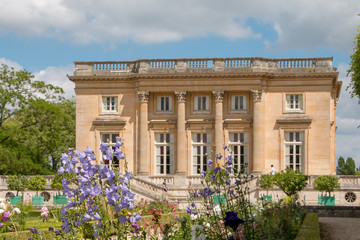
(319, 217, 360, 240)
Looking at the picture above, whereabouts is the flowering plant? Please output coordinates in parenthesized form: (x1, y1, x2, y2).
(0, 199, 23, 233)
(40, 207, 49, 222)
(58, 138, 141, 239)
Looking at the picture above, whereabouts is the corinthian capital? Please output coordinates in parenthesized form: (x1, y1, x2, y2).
(175, 91, 187, 102)
(251, 90, 263, 103)
(212, 90, 224, 101)
(137, 90, 150, 102)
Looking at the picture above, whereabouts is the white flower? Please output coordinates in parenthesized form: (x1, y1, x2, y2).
(12, 207, 21, 214)
(41, 207, 48, 213)
(0, 209, 4, 214)
(190, 214, 199, 221)
(213, 204, 221, 216)
(0, 202, 6, 210)
(41, 212, 49, 218)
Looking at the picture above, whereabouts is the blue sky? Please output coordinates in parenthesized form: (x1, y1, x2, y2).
(0, 0, 359, 166)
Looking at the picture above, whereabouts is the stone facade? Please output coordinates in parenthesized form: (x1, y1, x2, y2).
(69, 57, 341, 179)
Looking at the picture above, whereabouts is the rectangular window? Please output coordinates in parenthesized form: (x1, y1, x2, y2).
(102, 97, 118, 112)
(229, 133, 248, 174)
(192, 133, 211, 174)
(286, 94, 303, 111)
(231, 96, 247, 111)
(101, 133, 120, 167)
(194, 96, 209, 111)
(155, 133, 174, 174)
(157, 96, 172, 112)
(284, 132, 304, 172)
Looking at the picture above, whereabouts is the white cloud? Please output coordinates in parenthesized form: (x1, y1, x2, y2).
(0, 58, 74, 99)
(0, 0, 358, 51)
(336, 63, 360, 166)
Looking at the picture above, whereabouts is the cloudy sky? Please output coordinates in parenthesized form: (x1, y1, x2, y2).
(0, 0, 359, 166)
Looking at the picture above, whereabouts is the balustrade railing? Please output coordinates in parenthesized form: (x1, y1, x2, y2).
(73, 57, 333, 76)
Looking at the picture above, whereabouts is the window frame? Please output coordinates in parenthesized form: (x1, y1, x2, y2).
(156, 96, 173, 113)
(228, 132, 249, 174)
(284, 131, 304, 172)
(230, 95, 247, 112)
(193, 95, 210, 113)
(154, 133, 174, 175)
(191, 133, 211, 174)
(100, 132, 120, 167)
(102, 96, 118, 113)
(284, 93, 305, 113)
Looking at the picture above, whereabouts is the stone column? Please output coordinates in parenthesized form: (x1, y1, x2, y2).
(251, 90, 264, 174)
(212, 90, 224, 157)
(175, 91, 187, 174)
(137, 90, 150, 175)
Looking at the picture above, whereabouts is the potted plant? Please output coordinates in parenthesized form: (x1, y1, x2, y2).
(313, 175, 340, 206)
(6, 175, 28, 205)
(273, 168, 308, 200)
(51, 173, 72, 205)
(259, 174, 275, 202)
(27, 175, 47, 205)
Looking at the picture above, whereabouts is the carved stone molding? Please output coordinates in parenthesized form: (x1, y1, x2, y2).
(137, 90, 149, 102)
(175, 91, 187, 102)
(212, 90, 224, 101)
(334, 97, 339, 108)
(251, 90, 263, 103)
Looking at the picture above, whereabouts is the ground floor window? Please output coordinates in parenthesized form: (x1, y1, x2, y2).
(192, 133, 211, 174)
(284, 132, 304, 171)
(101, 133, 119, 167)
(229, 132, 248, 173)
(155, 133, 174, 174)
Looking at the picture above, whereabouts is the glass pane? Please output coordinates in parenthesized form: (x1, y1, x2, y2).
(166, 165, 170, 174)
(197, 133, 201, 143)
(202, 97, 206, 110)
(102, 134, 110, 143)
(197, 97, 201, 110)
(166, 134, 170, 143)
(235, 96, 239, 110)
(160, 134, 164, 143)
(111, 134, 119, 143)
(160, 166, 164, 174)
(234, 133, 238, 142)
(165, 97, 169, 111)
(203, 133, 207, 143)
(160, 156, 164, 164)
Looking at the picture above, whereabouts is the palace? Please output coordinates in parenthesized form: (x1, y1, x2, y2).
(68, 57, 341, 187)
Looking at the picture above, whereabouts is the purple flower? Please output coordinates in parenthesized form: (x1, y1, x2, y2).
(201, 170, 206, 177)
(29, 227, 39, 234)
(58, 167, 65, 175)
(100, 142, 108, 152)
(28, 237, 34, 240)
(216, 153, 222, 159)
(55, 229, 61, 236)
(213, 167, 221, 175)
(83, 213, 91, 222)
(93, 212, 101, 221)
(119, 214, 127, 224)
(186, 206, 191, 214)
(0, 223, 3, 229)
(84, 146, 93, 155)
(226, 156, 232, 166)
(48, 226, 55, 232)
(223, 211, 244, 231)
(207, 159, 212, 166)
(235, 180, 241, 186)
(226, 179, 231, 185)
(223, 145, 227, 150)
(226, 166, 232, 172)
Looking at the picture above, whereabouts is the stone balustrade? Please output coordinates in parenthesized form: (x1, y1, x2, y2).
(73, 57, 335, 76)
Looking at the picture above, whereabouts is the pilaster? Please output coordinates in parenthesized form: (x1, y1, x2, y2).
(175, 91, 187, 174)
(213, 90, 224, 159)
(251, 90, 265, 174)
(137, 90, 150, 174)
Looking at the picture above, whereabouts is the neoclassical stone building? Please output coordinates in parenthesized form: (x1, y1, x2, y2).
(68, 57, 341, 182)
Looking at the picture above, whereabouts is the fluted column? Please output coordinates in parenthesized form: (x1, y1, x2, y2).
(251, 90, 264, 174)
(213, 90, 224, 157)
(175, 91, 187, 174)
(137, 90, 150, 175)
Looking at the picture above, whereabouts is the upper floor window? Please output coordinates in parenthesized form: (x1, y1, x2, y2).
(155, 133, 174, 174)
(192, 133, 211, 174)
(194, 96, 209, 112)
(284, 132, 304, 172)
(157, 96, 172, 112)
(229, 133, 248, 174)
(231, 95, 247, 111)
(286, 94, 303, 111)
(102, 96, 118, 112)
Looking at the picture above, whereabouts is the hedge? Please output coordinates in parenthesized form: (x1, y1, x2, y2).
(294, 212, 321, 240)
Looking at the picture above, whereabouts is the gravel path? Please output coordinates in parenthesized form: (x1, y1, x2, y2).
(319, 217, 360, 240)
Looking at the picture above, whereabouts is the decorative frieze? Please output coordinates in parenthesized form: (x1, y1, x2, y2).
(137, 90, 150, 102)
(175, 91, 187, 102)
(212, 90, 224, 101)
(251, 90, 263, 103)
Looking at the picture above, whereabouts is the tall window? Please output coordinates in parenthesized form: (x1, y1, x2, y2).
(155, 133, 174, 174)
(286, 94, 303, 111)
(231, 96, 247, 111)
(192, 133, 211, 174)
(194, 96, 209, 111)
(284, 132, 304, 171)
(102, 96, 118, 112)
(101, 133, 119, 167)
(229, 133, 248, 173)
(157, 96, 172, 112)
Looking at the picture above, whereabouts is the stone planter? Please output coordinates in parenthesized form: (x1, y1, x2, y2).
(10, 196, 22, 205)
(32, 196, 44, 205)
(318, 195, 335, 206)
(53, 195, 67, 205)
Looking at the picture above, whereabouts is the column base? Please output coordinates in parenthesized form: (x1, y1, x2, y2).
(175, 169, 186, 174)
(138, 170, 150, 175)
(251, 169, 264, 175)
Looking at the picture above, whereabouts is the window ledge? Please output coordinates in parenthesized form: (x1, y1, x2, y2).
(99, 112, 120, 116)
(92, 118, 126, 126)
(276, 116, 312, 124)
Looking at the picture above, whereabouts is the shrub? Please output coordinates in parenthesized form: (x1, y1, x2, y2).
(274, 168, 308, 197)
(27, 175, 47, 197)
(6, 175, 28, 196)
(313, 175, 340, 196)
(259, 174, 275, 195)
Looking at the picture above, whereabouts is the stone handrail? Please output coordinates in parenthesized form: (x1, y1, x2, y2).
(73, 57, 334, 76)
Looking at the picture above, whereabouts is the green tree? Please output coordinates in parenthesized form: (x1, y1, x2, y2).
(6, 175, 28, 196)
(336, 156, 357, 175)
(27, 175, 47, 197)
(274, 168, 308, 197)
(259, 174, 275, 195)
(348, 18, 360, 99)
(313, 175, 340, 196)
(0, 64, 75, 174)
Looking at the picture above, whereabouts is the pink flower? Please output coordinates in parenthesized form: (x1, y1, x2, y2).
(1, 210, 11, 222)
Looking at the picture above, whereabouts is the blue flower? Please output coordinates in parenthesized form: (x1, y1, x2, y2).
(235, 180, 241, 186)
(201, 170, 206, 177)
(223, 211, 244, 231)
(213, 167, 221, 175)
(48, 226, 55, 232)
(223, 145, 227, 150)
(207, 159, 212, 166)
(216, 153, 222, 159)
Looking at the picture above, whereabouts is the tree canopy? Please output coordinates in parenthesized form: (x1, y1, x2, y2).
(0, 64, 75, 175)
(347, 18, 360, 100)
(336, 156, 359, 175)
